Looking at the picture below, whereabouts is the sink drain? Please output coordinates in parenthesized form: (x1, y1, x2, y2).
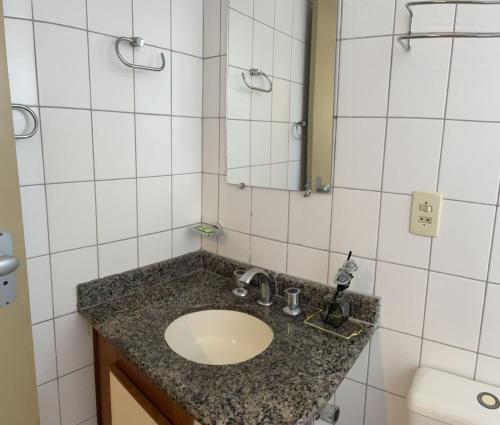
(477, 392, 500, 410)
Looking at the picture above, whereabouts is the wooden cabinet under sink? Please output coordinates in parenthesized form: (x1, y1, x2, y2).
(94, 331, 199, 425)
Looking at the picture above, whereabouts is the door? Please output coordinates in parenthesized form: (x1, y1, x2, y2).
(0, 2, 39, 424)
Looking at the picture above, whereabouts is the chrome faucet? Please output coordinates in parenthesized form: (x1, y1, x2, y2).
(238, 267, 274, 306)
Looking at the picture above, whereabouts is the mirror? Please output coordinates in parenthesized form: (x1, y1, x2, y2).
(225, 0, 337, 192)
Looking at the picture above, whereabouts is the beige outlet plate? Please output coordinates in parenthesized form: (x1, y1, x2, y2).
(410, 191, 442, 237)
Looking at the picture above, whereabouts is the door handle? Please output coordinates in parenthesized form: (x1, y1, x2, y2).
(0, 254, 19, 276)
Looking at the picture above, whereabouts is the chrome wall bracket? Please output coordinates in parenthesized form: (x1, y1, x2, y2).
(0, 231, 19, 307)
(241, 68, 273, 93)
(12, 104, 38, 140)
(115, 36, 166, 71)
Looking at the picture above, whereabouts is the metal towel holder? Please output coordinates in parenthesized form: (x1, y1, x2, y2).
(241, 68, 273, 93)
(12, 104, 38, 140)
(115, 36, 166, 72)
(398, 0, 500, 51)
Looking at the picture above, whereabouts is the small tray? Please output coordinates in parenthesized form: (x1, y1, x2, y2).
(304, 309, 366, 340)
(190, 223, 223, 237)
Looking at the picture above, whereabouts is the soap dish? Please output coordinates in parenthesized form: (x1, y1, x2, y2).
(190, 223, 224, 237)
(304, 309, 368, 340)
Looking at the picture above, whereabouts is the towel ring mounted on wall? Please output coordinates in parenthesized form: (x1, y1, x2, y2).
(241, 68, 273, 93)
(115, 36, 166, 72)
(12, 104, 38, 140)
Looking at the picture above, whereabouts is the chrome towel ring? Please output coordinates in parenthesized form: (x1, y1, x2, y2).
(241, 68, 273, 93)
(115, 36, 166, 72)
(12, 104, 38, 140)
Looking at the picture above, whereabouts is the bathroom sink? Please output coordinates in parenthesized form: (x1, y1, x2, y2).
(164, 310, 273, 365)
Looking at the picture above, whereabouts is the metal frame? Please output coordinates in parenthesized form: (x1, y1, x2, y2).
(241, 68, 273, 93)
(398, 0, 500, 51)
(12, 104, 38, 140)
(115, 36, 166, 72)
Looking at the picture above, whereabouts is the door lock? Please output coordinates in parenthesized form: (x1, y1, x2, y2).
(0, 231, 18, 307)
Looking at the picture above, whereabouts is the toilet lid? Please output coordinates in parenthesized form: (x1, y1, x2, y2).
(407, 368, 500, 425)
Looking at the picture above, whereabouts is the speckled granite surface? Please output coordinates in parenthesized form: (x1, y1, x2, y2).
(78, 250, 380, 425)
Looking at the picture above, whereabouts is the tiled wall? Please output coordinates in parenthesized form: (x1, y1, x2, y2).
(225, 1, 311, 189)
(203, 1, 500, 424)
(3, 0, 203, 424)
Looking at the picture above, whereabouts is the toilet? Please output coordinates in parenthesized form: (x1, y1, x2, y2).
(408, 367, 500, 425)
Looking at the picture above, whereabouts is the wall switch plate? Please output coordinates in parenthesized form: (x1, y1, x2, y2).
(410, 191, 442, 237)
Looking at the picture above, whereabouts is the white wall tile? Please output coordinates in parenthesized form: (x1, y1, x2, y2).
(172, 53, 203, 116)
(271, 78, 290, 122)
(447, 39, 500, 122)
(389, 38, 452, 118)
(218, 230, 250, 262)
(329, 253, 376, 295)
(27, 256, 53, 324)
(250, 236, 287, 273)
(334, 379, 366, 425)
(275, 0, 293, 35)
(273, 32, 292, 81)
(41, 108, 94, 183)
(59, 365, 96, 425)
(475, 355, 500, 388)
(98, 239, 138, 278)
(136, 114, 172, 177)
(479, 283, 500, 358)
(375, 262, 427, 336)
(230, 0, 253, 16)
(204, 0, 221, 57)
(287, 244, 329, 284)
(33, 0, 86, 29)
(172, 227, 201, 257)
(383, 119, 442, 194)
(289, 192, 332, 250)
(203, 57, 221, 117)
(424, 272, 485, 351)
(219, 119, 227, 174)
(20, 185, 49, 258)
(51, 246, 98, 317)
(172, 174, 202, 227)
(227, 66, 251, 120)
(133, 0, 171, 49)
(431, 201, 495, 281)
(92, 111, 136, 180)
(32, 320, 57, 385)
(489, 210, 500, 284)
(292, 0, 311, 43)
(87, 0, 132, 37)
(203, 119, 220, 174)
(35, 23, 90, 108)
(368, 328, 421, 396)
(46, 182, 97, 253)
(346, 344, 369, 383)
(439, 120, 500, 205)
(421, 340, 477, 379)
(89, 33, 134, 112)
(138, 176, 172, 235)
(96, 179, 137, 244)
(331, 189, 380, 259)
(80, 417, 98, 425)
(54, 313, 93, 376)
(334, 118, 386, 191)
(254, 0, 275, 26)
(227, 120, 250, 168)
(291, 39, 307, 84)
(338, 37, 392, 116)
(139, 231, 172, 267)
(4, 18, 37, 105)
(172, 118, 202, 174)
(342, 0, 395, 39)
(364, 387, 408, 425)
(134, 48, 171, 115)
(202, 173, 219, 224)
(220, 0, 228, 55)
(37, 380, 61, 425)
(250, 121, 271, 166)
(378, 193, 431, 268)
(172, 0, 203, 56)
(219, 178, 251, 232)
(253, 21, 274, 74)
(251, 187, 289, 241)
(2, 0, 32, 19)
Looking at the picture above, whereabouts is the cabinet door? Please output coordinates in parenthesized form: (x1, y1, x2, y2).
(110, 364, 172, 425)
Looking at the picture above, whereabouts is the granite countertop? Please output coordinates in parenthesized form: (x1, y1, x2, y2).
(78, 251, 380, 425)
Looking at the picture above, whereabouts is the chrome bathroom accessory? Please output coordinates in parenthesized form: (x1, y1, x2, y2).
(283, 287, 302, 317)
(238, 267, 274, 306)
(115, 36, 166, 71)
(398, 1, 500, 51)
(232, 270, 249, 298)
(0, 231, 19, 307)
(294, 121, 307, 139)
(241, 68, 273, 93)
(12, 104, 38, 140)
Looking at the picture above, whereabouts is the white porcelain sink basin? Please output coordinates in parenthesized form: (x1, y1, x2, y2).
(164, 310, 274, 365)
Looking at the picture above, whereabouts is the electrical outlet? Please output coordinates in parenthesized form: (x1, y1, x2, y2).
(410, 191, 442, 237)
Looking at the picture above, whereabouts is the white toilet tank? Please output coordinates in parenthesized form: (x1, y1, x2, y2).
(407, 367, 500, 425)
